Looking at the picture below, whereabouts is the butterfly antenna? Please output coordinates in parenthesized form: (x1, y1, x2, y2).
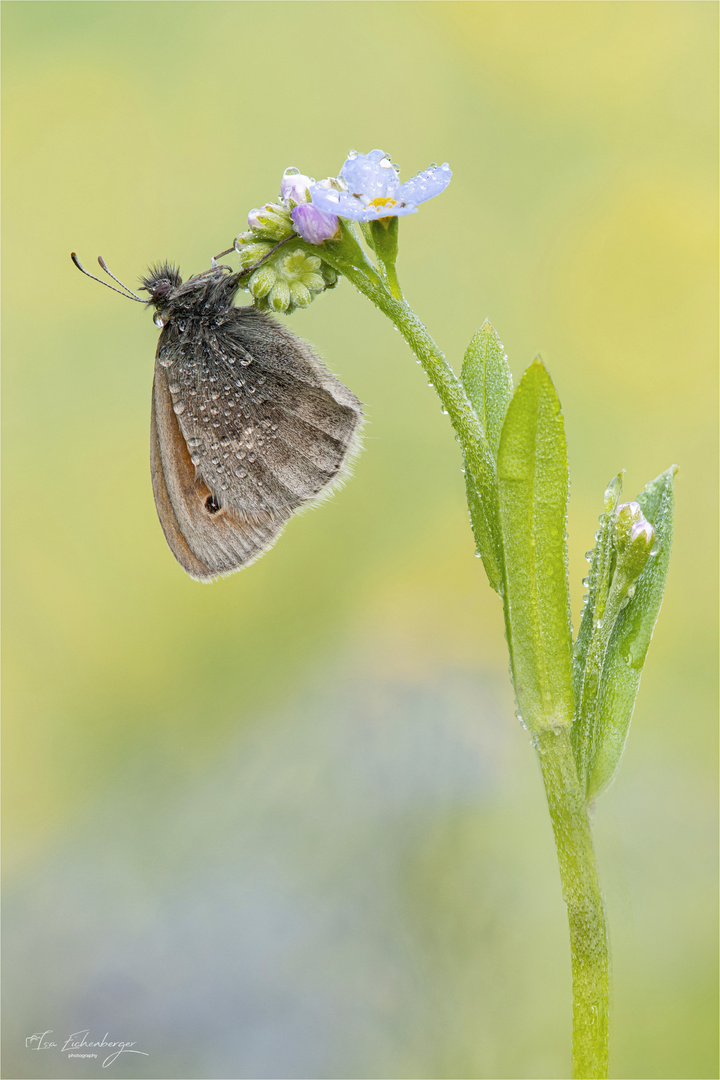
(97, 256, 146, 300)
(70, 252, 145, 302)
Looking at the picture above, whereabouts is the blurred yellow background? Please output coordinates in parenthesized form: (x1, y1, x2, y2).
(3, 3, 717, 1078)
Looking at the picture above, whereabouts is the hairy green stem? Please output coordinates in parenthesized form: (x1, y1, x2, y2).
(314, 253, 504, 577)
(535, 726, 609, 1079)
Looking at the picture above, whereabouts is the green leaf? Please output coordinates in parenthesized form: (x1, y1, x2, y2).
(463, 467, 503, 592)
(460, 320, 513, 593)
(573, 474, 625, 701)
(586, 466, 677, 799)
(497, 360, 574, 732)
(571, 473, 624, 783)
(461, 320, 513, 458)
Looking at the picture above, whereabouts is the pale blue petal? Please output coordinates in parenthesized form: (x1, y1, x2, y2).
(340, 149, 400, 200)
(397, 163, 452, 205)
(309, 184, 418, 222)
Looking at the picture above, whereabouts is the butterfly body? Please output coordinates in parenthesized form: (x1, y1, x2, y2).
(145, 264, 363, 580)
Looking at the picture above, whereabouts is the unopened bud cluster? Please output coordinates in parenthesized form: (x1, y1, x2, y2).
(248, 248, 337, 315)
(235, 201, 338, 314)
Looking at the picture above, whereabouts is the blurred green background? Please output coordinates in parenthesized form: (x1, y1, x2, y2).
(2, 3, 717, 1078)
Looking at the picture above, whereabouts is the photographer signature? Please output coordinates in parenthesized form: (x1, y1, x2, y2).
(26, 1030, 149, 1068)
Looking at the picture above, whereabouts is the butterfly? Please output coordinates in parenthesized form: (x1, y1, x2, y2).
(71, 254, 363, 580)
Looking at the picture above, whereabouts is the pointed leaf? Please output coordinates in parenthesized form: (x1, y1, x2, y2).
(497, 360, 574, 732)
(571, 472, 624, 783)
(586, 466, 677, 798)
(461, 320, 514, 458)
(460, 320, 513, 593)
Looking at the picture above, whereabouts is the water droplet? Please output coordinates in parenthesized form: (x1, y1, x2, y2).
(248, 452, 257, 463)
(283, 166, 300, 177)
(585, 550, 594, 562)
(474, 551, 482, 559)
(187, 437, 202, 448)
(168, 381, 181, 394)
(158, 348, 174, 367)
(190, 453, 200, 465)
(153, 313, 165, 328)
(235, 468, 247, 478)
(173, 401, 185, 415)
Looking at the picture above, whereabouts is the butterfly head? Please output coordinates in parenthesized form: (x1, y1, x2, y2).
(141, 264, 183, 307)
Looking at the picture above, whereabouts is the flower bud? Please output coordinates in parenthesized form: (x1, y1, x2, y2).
(613, 502, 655, 586)
(280, 168, 313, 208)
(246, 202, 294, 242)
(248, 265, 276, 300)
(269, 279, 291, 312)
(291, 203, 341, 244)
(235, 240, 275, 271)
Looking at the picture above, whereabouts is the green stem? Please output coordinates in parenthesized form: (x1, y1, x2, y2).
(303, 242, 478, 442)
(535, 726, 609, 1079)
(307, 249, 504, 576)
(382, 259, 403, 301)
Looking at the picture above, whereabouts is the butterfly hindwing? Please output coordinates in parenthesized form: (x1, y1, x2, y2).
(151, 358, 291, 581)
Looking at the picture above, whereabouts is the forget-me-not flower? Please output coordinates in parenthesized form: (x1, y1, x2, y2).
(308, 149, 452, 223)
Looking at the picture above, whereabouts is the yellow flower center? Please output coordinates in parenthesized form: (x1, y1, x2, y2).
(369, 196, 397, 210)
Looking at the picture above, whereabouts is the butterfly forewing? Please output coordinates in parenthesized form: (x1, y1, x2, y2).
(168, 308, 363, 513)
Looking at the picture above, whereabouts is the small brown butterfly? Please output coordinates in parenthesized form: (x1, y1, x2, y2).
(71, 254, 363, 581)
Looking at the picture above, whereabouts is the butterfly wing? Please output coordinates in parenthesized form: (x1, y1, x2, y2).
(151, 308, 363, 580)
(151, 359, 291, 581)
